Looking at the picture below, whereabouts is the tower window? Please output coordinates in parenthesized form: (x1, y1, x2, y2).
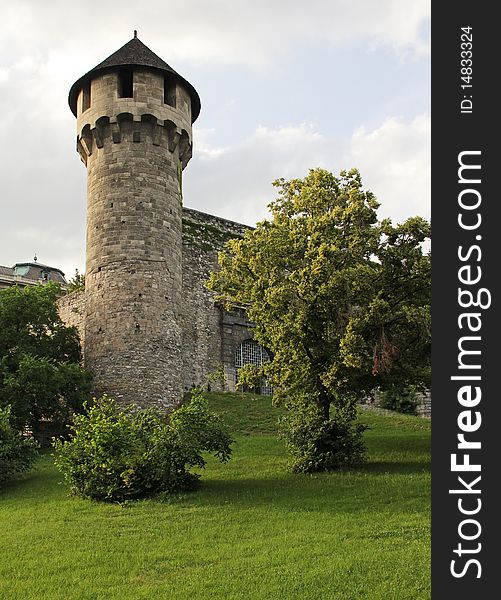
(118, 68, 133, 98)
(164, 74, 176, 107)
(82, 82, 91, 112)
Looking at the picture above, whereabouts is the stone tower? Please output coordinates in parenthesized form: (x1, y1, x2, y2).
(68, 34, 200, 408)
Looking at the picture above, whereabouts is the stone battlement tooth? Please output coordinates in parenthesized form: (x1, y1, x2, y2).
(76, 116, 192, 167)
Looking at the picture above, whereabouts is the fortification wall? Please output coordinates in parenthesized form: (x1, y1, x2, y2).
(181, 208, 251, 391)
(57, 290, 86, 346)
(57, 207, 254, 400)
(220, 307, 256, 392)
(415, 390, 432, 417)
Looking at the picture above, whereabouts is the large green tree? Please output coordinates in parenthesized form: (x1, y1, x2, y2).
(208, 168, 430, 470)
(0, 283, 92, 434)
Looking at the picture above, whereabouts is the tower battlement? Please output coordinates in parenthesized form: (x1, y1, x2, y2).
(77, 114, 192, 169)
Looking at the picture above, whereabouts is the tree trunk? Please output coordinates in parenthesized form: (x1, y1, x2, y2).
(318, 389, 330, 421)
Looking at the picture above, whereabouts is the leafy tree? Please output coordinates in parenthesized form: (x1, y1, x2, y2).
(235, 363, 265, 393)
(208, 168, 430, 470)
(0, 283, 92, 435)
(67, 269, 85, 294)
(0, 405, 39, 488)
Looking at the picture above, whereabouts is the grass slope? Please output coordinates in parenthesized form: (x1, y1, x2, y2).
(0, 393, 430, 600)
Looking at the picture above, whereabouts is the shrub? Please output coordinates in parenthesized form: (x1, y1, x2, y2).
(203, 365, 227, 392)
(52, 390, 233, 501)
(0, 405, 39, 488)
(378, 384, 418, 415)
(236, 364, 265, 393)
(279, 403, 367, 473)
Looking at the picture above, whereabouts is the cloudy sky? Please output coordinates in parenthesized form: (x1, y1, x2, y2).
(0, 0, 430, 280)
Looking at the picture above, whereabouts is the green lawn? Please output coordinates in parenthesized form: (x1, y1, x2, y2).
(0, 393, 430, 600)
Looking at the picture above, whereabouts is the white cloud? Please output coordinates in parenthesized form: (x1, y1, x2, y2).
(185, 115, 430, 227)
(194, 129, 230, 160)
(0, 1, 430, 73)
(345, 114, 430, 222)
(185, 123, 336, 225)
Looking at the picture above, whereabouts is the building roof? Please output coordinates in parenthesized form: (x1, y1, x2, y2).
(68, 35, 201, 122)
(14, 262, 66, 278)
(0, 261, 67, 289)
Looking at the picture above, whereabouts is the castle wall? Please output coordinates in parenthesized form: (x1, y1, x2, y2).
(57, 207, 255, 400)
(220, 307, 256, 392)
(181, 208, 251, 392)
(415, 390, 432, 417)
(64, 39, 259, 407)
(57, 290, 86, 345)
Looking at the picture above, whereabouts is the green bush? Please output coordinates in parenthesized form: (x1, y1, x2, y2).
(0, 405, 39, 488)
(378, 384, 418, 415)
(279, 403, 367, 473)
(52, 390, 233, 501)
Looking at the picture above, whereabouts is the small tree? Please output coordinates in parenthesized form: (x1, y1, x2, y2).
(377, 383, 419, 415)
(0, 405, 39, 488)
(53, 389, 233, 501)
(236, 363, 265, 393)
(67, 269, 85, 294)
(0, 283, 92, 435)
(203, 365, 227, 392)
(208, 168, 430, 471)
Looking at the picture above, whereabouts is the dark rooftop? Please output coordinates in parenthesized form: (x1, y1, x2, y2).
(0, 262, 67, 287)
(14, 262, 65, 277)
(68, 35, 201, 122)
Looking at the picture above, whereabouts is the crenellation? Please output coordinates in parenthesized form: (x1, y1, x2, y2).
(77, 117, 190, 163)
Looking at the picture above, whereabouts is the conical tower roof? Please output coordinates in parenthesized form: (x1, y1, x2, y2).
(68, 35, 201, 122)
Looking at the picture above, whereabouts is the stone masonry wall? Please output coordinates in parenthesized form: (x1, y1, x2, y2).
(58, 204, 431, 412)
(415, 390, 432, 417)
(220, 307, 256, 392)
(181, 207, 251, 392)
(56, 207, 254, 403)
(57, 290, 86, 346)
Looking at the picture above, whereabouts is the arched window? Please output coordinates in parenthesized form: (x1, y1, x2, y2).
(235, 339, 272, 395)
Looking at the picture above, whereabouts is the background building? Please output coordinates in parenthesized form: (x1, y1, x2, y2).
(0, 259, 67, 290)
